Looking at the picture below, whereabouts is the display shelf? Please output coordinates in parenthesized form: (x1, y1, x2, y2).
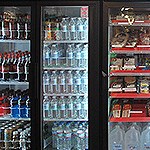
(43, 67, 88, 71)
(0, 117, 30, 121)
(110, 93, 150, 98)
(109, 117, 150, 122)
(0, 81, 29, 85)
(0, 40, 30, 43)
(110, 70, 150, 76)
(110, 47, 150, 54)
(43, 93, 87, 96)
(110, 19, 150, 26)
(44, 118, 88, 121)
(43, 40, 88, 44)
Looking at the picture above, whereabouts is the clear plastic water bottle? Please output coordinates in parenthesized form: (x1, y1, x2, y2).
(66, 44, 74, 67)
(73, 71, 81, 94)
(49, 96, 57, 119)
(81, 71, 88, 94)
(61, 18, 69, 40)
(69, 18, 76, 40)
(66, 71, 74, 93)
(71, 122, 78, 149)
(73, 96, 82, 119)
(57, 71, 66, 94)
(83, 18, 88, 40)
(74, 124, 85, 150)
(57, 96, 66, 119)
(81, 96, 88, 119)
(52, 122, 58, 149)
(51, 44, 59, 66)
(76, 17, 84, 40)
(125, 123, 140, 150)
(140, 123, 150, 149)
(43, 44, 51, 67)
(43, 96, 50, 118)
(110, 124, 125, 150)
(57, 123, 64, 150)
(50, 71, 58, 93)
(81, 44, 88, 68)
(43, 70, 50, 93)
(64, 122, 72, 150)
(65, 96, 73, 119)
(74, 44, 81, 67)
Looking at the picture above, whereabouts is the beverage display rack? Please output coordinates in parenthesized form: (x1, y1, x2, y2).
(108, 17, 150, 123)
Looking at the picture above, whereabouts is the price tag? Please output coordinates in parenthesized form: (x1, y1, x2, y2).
(81, 6, 88, 18)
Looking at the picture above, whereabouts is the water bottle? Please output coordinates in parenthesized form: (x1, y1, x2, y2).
(74, 123, 85, 150)
(57, 96, 66, 119)
(52, 122, 58, 149)
(64, 122, 72, 150)
(141, 123, 150, 149)
(74, 44, 81, 67)
(85, 123, 88, 150)
(65, 96, 73, 119)
(43, 96, 50, 118)
(81, 96, 88, 119)
(83, 18, 88, 40)
(66, 71, 74, 93)
(73, 96, 82, 119)
(57, 71, 66, 94)
(50, 71, 58, 93)
(61, 18, 69, 40)
(81, 71, 88, 94)
(69, 18, 76, 40)
(76, 17, 84, 40)
(43, 44, 51, 67)
(81, 44, 88, 68)
(125, 123, 140, 150)
(110, 124, 125, 150)
(66, 44, 74, 67)
(51, 44, 59, 66)
(57, 122, 64, 150)
(73, 71, 81, 93)
(43, 70, 50, 94)
(50, 96, 57, 119)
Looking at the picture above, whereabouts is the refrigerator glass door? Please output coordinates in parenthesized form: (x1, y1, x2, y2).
(107, 5, 150, 150)
(41, 6, 89, 149)
(0, 6, 31, 149)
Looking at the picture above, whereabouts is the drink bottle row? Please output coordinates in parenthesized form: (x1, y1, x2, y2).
(110, 123, 150, 150)
(0, 12, 31, 40)
(0, 50, 30, 82)
(0, 120, 31, 150)
(44, 16, 88, 41)
(44, 121, 88, 150)
(0, 88, 30, 118)
(43, 70, 88, 94)
(43, 96, 88, 119)
(43, 43, 88, 68)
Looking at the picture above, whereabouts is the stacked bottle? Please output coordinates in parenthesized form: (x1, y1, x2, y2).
(44, 17, 88, 41)
(0, 12, 31, 40)
(43, 70, 88, 94)
(0, 50, 30, 81)
(43, 121, 88, 150)
(43, 96, 88, 119)
(0, 120, 31, 150)
(0, 88, 30, 118)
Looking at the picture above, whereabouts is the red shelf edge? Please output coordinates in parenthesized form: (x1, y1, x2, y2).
(110, 70, 150, 74)
(110, 93, 150, 98)
(109, 117, 150, 122)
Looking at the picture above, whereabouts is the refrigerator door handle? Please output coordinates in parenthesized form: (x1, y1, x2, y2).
(102, 71, 107, 77)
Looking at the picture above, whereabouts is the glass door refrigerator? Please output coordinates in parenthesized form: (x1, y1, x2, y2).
(103, 1, 150, 150)
(35, 1, 100, 150)
(0, 2, 32, 150)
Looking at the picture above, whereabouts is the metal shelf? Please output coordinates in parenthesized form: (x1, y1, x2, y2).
(110, 47, 150, 54)
(0, 117, 30, 121)
(44, 118, 88, 121)
(43, 93, 88, 96)
(0, 81, 29, 85)
(110, 70, 150, 76)
(110, 93, 150, 98)
(109, 117, 150, 122)
(43, 40, 88, 44)
(0, 40, 30, 43)
(43, 67, 88, 71)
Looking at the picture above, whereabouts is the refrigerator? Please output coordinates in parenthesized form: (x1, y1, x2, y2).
(0, 1, 100, 149)
(103, 1, 150, 150)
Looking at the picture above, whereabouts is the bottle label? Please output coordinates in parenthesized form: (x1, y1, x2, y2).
(70, 25, 75, 32)
(76, 103, 81, 110)
(45, 79, 49, 85)
(76, 52, 81, 59)
(144, 143, 150, 149)
(59, 78, 65, 85)
(62, 26, 67, 32)
(77, 25, 84, 31)
(77, 130, 85, 138)
(112, 144, 122, 150)
(53, 52, 58, 59)
(75, 79, 81, 85)
(68, 52, 73, 58)
(67, 78, 73, 85)
(68, 103, 73, 109)
(51, 103, 57, 110)
(82, 78, 88, 84)
(60, 103, 65, 110)
(51, 78, 57, 85)
(127, 145, 138, 150)
(45, 52, 49, 59)
(65, 132, 72, 139)
(44, 103, 49, 110)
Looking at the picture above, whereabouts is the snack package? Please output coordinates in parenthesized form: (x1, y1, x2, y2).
(140, 80, 149, 93)
(112, 104, 121, 118)
(110, 58, 123, 70)
(123, 57, 136, 70)
(122, 104, 132, 117)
